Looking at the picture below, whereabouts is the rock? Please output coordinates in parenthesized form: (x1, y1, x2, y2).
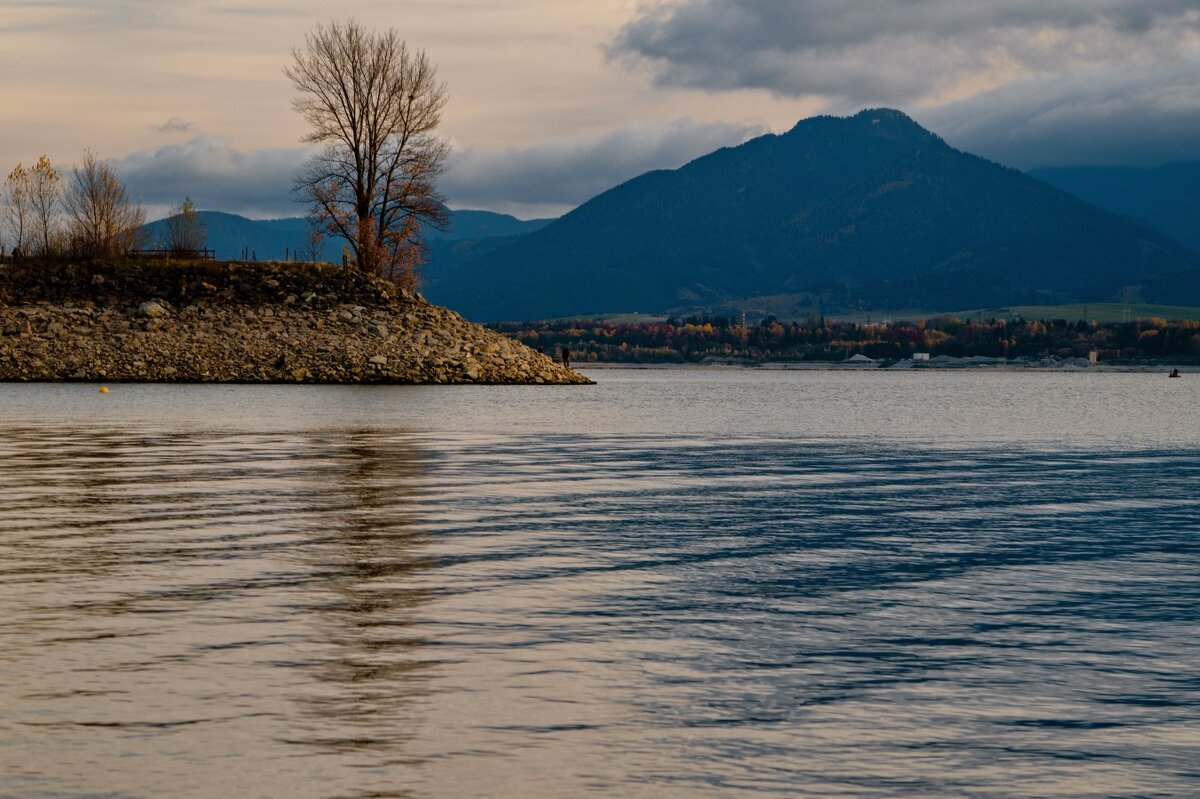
(369, 355, 388, 366)
(337, 309, 355, 324)
(136, 300, 170, 318)
(368, 322, 389, 337)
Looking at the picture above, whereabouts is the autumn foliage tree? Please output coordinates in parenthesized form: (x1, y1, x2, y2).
(29, 156, 62, 255)
(301, 214, 325, 262)
(163, 197, 207, 255)
(286, 19, 449, 289)
(2, 163, 31, 255)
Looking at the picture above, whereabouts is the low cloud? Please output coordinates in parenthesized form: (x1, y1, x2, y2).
(116, 137, 309, 219)
(925, 58, 1200, 168)
(112, 119, 763, 221)
(442, 118, 764, 218)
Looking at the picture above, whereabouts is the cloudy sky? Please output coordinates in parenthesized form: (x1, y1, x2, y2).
(2, 0, 1197, 219)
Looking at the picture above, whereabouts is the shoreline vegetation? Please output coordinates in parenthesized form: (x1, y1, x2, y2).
(578, 360, 1188, 373)
(492, 315, 1200, 370)
(0, 259, 591, 385)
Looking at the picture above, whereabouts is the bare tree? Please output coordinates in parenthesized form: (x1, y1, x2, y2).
(63, 151, 146, 259)
(286, 19, 450, 288)
(2, 163, 31, 256)
(162, 197, 207, 255)
(29, 155, 62, 255)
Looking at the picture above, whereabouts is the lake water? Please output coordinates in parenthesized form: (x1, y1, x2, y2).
(1, 370, 1198, 798)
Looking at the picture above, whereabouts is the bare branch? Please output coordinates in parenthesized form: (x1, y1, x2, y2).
(286, 19, 449, 285)
(62, 151, 146, 259)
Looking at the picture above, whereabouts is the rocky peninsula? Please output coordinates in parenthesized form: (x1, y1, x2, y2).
(0, 260, 592, 385)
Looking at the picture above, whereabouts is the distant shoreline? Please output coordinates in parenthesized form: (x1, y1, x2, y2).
(577, 361, 1189, 374)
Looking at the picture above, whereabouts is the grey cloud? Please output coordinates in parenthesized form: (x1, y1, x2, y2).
(610, 0, 1200, 106)
(112, 119, 762, 221)
(442, 118, 764, 217)
(152, 117, 194, 134)
(115, 138, 309, 219)
(923, 59, 1200, 168)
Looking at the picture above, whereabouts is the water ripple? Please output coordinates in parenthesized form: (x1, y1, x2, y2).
(1, 394, 1198, 797)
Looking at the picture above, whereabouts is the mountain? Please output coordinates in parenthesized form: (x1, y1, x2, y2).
(423, 211, 554, 284)
(141, 211, 308, 261)
(425, 109, 1200, 322)
(425, 210, 553, 242)
(1028, 163, 1200, 254)
(140, 209, 553, 274)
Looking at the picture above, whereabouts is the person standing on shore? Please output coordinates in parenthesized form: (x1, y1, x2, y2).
(561, 345, 571, 368)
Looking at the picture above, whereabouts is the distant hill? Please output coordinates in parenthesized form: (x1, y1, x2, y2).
(424, 210, 553, 242)
(140, 209, 553, 276)
(425, 109, 1200, 322)
(141, 211, 306, 260)
(1028, 163, 1200, 254)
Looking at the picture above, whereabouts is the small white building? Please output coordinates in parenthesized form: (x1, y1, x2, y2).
(913, 352, 930, 361)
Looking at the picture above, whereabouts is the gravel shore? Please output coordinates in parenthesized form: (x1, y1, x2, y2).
(0, 260, 592, 385)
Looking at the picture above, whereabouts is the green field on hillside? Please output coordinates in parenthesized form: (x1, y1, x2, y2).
(542, 303, 1200, 325)
(957, 303, 1200, 323)
(547, 312, 670, 324)
(827, 303, 1200, 324)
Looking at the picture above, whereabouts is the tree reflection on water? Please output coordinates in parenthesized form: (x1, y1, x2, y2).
(287, 431, 438, 778)
(0, 424, 441, 797)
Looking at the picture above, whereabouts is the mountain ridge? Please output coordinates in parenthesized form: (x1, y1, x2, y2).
(1028, 163, 1200, 254)
(424, 109, 1200, 321)
(140, 209, 553, 268)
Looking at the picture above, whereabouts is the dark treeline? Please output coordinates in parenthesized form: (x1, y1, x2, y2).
(491, 314, 1200, 364)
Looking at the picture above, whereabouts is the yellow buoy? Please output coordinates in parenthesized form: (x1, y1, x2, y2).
(99, 387, 109, 394)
